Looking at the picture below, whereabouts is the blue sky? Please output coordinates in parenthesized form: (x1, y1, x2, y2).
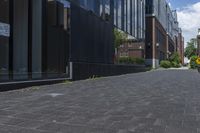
(168, 0, 200, 47)
(170, 0, 200, 9)
(168, 0, 200, 62)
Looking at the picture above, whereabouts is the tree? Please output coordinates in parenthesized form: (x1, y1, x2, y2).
(184, 38, 197, 59)
(169, 52, 181, 68)
(114, 28, 128, 48)
(169, 52, 181, 64)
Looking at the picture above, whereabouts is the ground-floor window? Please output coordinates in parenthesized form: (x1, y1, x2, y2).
(0, 0, 70, 82)
(0, 0, 10, 81)
(13, 0, 29, 80)
(46, 0, 70, 78)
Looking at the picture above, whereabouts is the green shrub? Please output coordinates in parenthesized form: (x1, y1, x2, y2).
(169, 52, 181, 64)
(118, 57, 145, 65)
(160, 60, 171, 68)
(119, 57, 135, 64)
(128, 57, 136, 64)
(118, 57, 127, 64)
(135, 58, 145, 64)
(171, 61, 181, 68)
(190, 55, 198, 69)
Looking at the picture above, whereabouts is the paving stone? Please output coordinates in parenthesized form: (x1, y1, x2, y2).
(0, 70, 200, 132)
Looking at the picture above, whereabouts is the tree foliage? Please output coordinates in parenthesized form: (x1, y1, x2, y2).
(169, 52, 181, 68)
(190, 55, 198, 69)
(184, 38, 197, 59)
(169, 52, 181, 64)
(114, 29, 128, 48)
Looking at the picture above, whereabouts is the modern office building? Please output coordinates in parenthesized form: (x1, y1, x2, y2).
(113, 0, 146, 59)
(145, 0, 182, 68)
(0, 0, 115, 83)
(78, 0, 146, 40)
(0, 0, 148, 85)
(113, 0, 145, 40)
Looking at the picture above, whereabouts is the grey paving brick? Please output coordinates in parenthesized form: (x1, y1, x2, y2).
(0, 70, 200, 132)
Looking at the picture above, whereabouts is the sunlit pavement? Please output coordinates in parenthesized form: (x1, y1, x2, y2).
(169, 67, 189, 70)
(0, 69, 200, 133)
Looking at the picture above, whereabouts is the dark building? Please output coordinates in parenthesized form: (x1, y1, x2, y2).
(113, 0, 145, 40)
(114, 0, 146, 59)
(0, 0, 148, 85)
(77, 0, 146, 40)
(0, 0, 115, 83)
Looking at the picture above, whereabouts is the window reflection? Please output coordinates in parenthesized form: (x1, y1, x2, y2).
(0, 0, 9, 81)
(46, 0, 70, 78)
(13, 0, 29, 80)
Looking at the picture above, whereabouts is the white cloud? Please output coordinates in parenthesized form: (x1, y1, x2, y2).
(177, 2, 200, 47)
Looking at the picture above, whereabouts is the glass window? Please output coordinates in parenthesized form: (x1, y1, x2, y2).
(46, 0, 70, 78)
(127, 0, 131, 34)
(79, 0, 87, 7)
(32, 0, 42, 79)
(100, 0, 110, 19)
(0, 0, 10, 81)
(114, 0, 117, 25)
(124, 0, 127, 32)
(132, 0, 135, 36)
(135, 0, 137, 37)
(105, 0, 110, 15)
(13, 0, 29, 80)
(117, 0, 122, 29)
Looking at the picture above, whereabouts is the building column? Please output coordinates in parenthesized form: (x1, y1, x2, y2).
(197, 35, 200, 56)
(197, 29, 200, 56)
(152, 17, 156, 68)
(166, 34, 169, 59)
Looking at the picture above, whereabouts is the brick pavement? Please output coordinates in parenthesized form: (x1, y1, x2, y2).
(0, 70, 200, 133)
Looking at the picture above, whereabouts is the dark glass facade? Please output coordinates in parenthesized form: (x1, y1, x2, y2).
(114, 0, 145, 40)
(0, 0, 10, 81)
(0, 0, 70, 82)
(46, 0, 70, 78)
(0, 0, 146, 83)
(0, 0, 114, 83)
(78, 0, 146, 40)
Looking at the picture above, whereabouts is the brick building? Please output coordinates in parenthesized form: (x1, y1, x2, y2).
(118, 40, 145, 58)
(177, 28, 184, 64)
(145, 0, 182, 68)
(197, 29, 200, 56)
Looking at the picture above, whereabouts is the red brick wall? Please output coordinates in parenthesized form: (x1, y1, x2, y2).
(197, 35, 200, 56)
(145, 16, 167, 60)
(129, 50, 144, 58)
(145, 17, 153, 59)
(177, 33, 184, 64)
(118, 41, 145, 58)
